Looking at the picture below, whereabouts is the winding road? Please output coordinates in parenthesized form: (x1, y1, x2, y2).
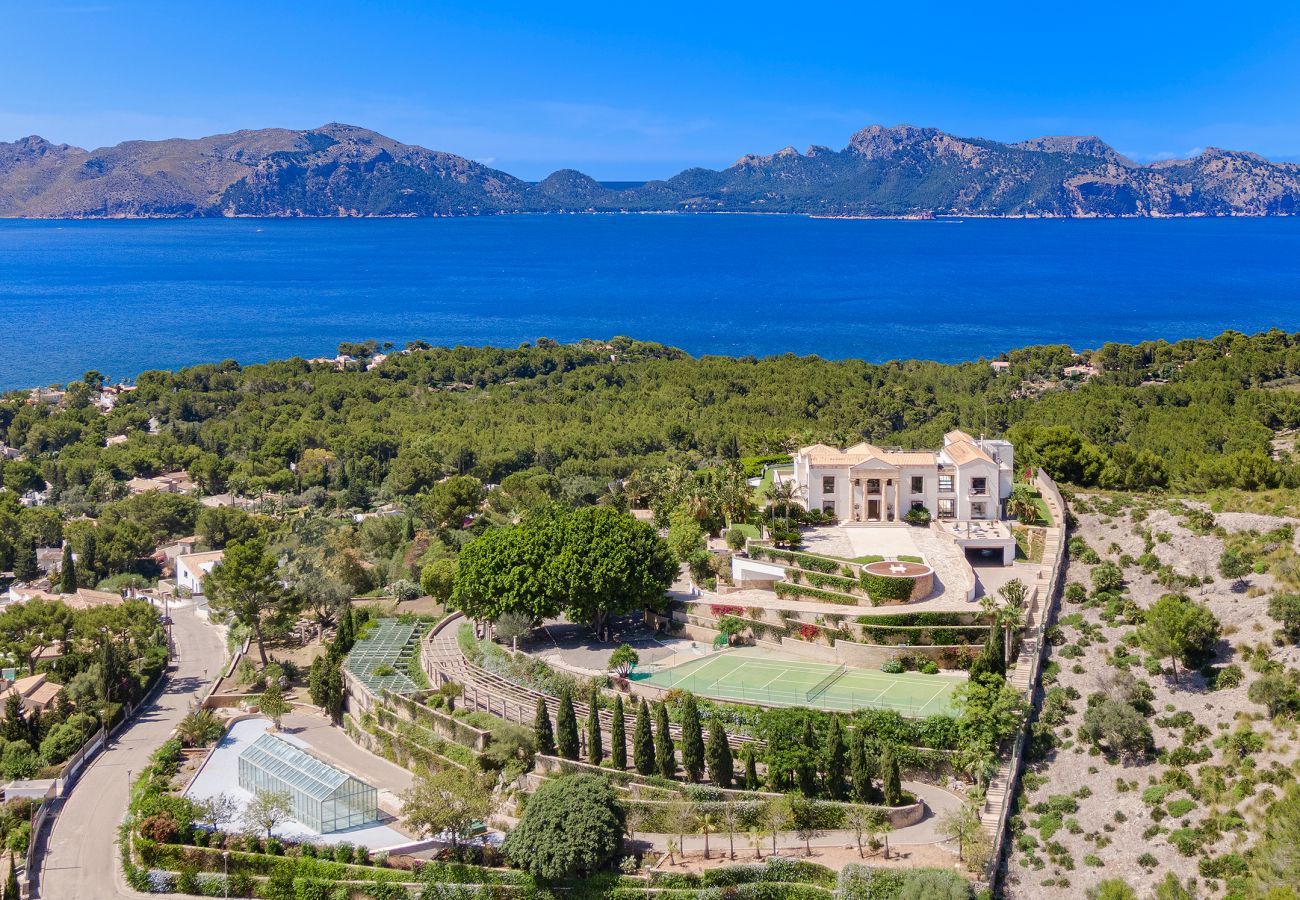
(34, 603, 227, 900)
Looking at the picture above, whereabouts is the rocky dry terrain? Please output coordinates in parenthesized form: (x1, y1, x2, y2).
(2, 123, 1297, 218)
(1004, 492, 1300, 898)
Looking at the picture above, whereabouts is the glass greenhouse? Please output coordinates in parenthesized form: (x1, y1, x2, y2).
(237, 733, 378, 833)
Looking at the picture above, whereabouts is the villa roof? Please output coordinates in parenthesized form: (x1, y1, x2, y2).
(801, 443, 937, 468)
(27, 681, 62, 707)
(178, 550, 225, 572)
(878, 451, 939, 466)
(66, 588, 124, 609)
(944, 429, 976, 444)
(944, 440, 995, 466)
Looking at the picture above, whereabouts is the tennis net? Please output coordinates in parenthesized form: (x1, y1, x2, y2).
(805, 663, 848, 702)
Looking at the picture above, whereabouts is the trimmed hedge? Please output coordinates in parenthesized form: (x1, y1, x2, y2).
(751, 547, 844, 574)
(858, 572, 915, 603)
(854, 612, 985, 627)
(802, 571, 861, 593)
(858, 625, 988, 646)
(773, 582, 860, 606)
(649, 859, 836, 889)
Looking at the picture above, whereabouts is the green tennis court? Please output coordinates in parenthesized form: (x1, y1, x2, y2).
(630, 648, 962, 716)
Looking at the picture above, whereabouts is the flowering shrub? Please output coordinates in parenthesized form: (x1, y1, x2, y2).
(710, 604, 744, 618)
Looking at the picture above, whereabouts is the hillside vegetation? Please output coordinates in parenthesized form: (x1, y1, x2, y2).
(2, 123, 1298, 218)
(4, 332, 1300, 527)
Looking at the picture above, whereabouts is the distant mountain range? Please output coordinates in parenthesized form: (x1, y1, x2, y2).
(2, 121, 1298, 218)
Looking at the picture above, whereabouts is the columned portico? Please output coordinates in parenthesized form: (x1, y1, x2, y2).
(793, 431, 1015, 528)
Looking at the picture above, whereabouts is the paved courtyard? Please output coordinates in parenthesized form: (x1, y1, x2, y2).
(523, 613, 713, 674)
(184, 717, 411, 849)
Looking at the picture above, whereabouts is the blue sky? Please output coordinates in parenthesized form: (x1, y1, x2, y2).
(3, 1, 1300, 180)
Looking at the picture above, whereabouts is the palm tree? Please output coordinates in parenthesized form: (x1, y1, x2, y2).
(981, 578, 1029, 671)
(938, 803, 983, 863)
(717, 463, 755, 529)
(766, 478, 797, 530)
(720, 803, 742, 860)
(1008, 486, 1038, 524)
(699, 812, 717, 859)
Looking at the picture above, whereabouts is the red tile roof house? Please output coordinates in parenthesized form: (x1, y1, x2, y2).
(0, 673, 64, 718)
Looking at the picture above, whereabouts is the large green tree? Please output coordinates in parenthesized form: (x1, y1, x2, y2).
(402, 768, 494, 852)
(452, 506, 674, 639)
(1138, 593, 1221, 681)
(205, 537, 295, 666)
(504, 774, 624, 879)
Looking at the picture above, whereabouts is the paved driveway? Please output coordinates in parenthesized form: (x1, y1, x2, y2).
(35, 604, 227, 900)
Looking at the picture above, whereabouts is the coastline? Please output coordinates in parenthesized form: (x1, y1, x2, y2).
(1, 208, 1297, 222)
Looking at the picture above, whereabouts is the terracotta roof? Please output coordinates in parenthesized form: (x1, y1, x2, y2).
(944, 440, 994, 466)
(61, 588, 124, 610)
(879, 451, 939, 466)
(945, 429, 976, 444)
(799, 444, 862, 466)
(27, 681, 62, 706)
(802, 443, 944, 469)
(0, 674, 62, 712)
(178, 550, 224, 571)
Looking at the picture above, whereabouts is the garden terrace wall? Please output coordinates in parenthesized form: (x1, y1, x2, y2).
(688, 603, 981, 654)
(531, 755, 924, 831)
(380, 688, 491, 752)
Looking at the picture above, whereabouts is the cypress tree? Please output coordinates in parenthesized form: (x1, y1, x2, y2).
(336, 606, 355, 654)
(680, 693, 705, 782)
(586, 684, 604, 764)
(796, 718, 818, 796)
(654, 701, 676, 778)
(850, 730, 875, 803)
(705, 719, 733, 788)
(744, 744, 759, 790)
(970, 627, 1005, 681)
(59, 543, 77, 593)
(825, 717, 847, 800)
(556, 691, 580, 760)
(881, 747, 902, 807)
(534, 697, 555, 756)
(610, 696, 627, 769)
(82, 532, 97, 581)
(633, 699, 655, 775)
(13, 536, 37, 582)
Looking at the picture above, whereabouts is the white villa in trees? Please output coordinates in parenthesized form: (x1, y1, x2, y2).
(791, 430, 1014, 524)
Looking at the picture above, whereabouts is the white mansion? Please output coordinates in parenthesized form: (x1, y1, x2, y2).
(791, 430, 1015, 524)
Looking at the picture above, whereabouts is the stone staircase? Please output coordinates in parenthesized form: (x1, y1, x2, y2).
(978, 494, 1067, 841)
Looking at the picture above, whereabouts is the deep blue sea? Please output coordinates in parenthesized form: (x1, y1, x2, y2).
(2, 215, 1299, 390)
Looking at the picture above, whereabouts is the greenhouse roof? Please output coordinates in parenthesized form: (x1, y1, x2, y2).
(239, 733, 362, 801)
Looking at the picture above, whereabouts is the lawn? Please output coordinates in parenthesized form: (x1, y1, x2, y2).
(755, 465, 793, 499)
